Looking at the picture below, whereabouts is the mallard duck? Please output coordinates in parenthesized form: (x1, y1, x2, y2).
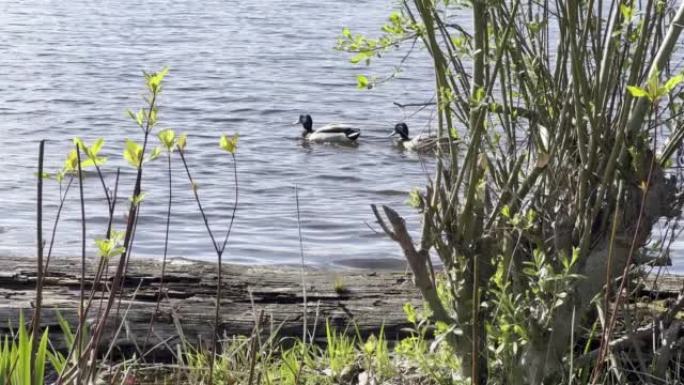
(294, 114, 361, 143)
(391, 123, 453, 152)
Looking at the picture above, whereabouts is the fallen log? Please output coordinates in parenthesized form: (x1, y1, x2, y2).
(0, 255, 421, 357)
(642, 273, 684, 297)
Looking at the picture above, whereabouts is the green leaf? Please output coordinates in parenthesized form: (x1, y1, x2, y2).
(527, 21, 542, 34)
(157, 129, 176, 150)
(145, 67, 169, 93)
(450, 126, 460, 140)
(95, 231, 126, 259)
(63, 149, 79, 172)
(123, 139, 143, 168)
(33, 328, 49, 385)
(620, 4, 634, 21)
(350, 52, 370, 64)
(18, 311, 30, 385)
(127, 110, 138, 126)
(71, 138, 107, 169)
(177, 133, 188, 151)
(403, 303, 417, 324)
(148, 146, 162, 161)
(73, 137, 85, 151)
(148, 108, 158, 128)
(46, 350, 66, 379)
(473, 86, 486, 103)
(80, 156, 107, 168)
(95, 240, 108, 255)
(91, 138, 104, 155)
(356, 74, 369, 89)
(362, 336, 377, 355)
(664, 74, 684, 92)
(136, 109, 145, 126)
(128, 109, 145, 127)
(435, 321, 449, 333)
(342, 27, 351, 38)
(627, 85, 648, 98)
(406, 188, 422, 209)
(131, 192, 147, 205)
(219, 133, 239, 154)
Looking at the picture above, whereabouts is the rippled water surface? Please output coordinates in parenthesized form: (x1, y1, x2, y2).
(1, 1, 683, 273)
(0, 0, 442, 267)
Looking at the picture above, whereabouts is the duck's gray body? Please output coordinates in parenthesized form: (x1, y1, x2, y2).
(392, 123, 453, 153)
(296, 114, 361, 143)
(305, 123, 361, 142)
(399, 134, 451, 152)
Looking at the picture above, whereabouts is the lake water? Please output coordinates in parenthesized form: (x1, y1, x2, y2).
(0, 0, 682, 273)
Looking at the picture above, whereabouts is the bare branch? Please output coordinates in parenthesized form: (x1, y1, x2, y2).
(370, 204, 397, 241)
(373, 204, 453, 325)
(393, 101, 436, 108)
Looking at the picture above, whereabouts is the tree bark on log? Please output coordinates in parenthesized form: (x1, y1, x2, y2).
(0, 255, 421, 358)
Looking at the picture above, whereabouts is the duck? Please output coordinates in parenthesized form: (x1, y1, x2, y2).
(391, 123, 454, 153)
(294, 114, 361, 143)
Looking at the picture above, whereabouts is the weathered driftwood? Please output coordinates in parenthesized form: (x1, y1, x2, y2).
(0, 255, 421, 356)
(642, 273, 684, 297)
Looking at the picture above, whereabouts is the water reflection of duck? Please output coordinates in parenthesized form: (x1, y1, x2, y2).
(294, 114, 361, 143)
(391, 123, 453, 153)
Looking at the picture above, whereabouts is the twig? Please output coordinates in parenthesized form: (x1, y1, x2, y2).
(363, 220, 382, 235)
(30, 139, 45, 385)
(295, 185, 308, 344)
(143, 150, 174, 352)
(75, 142, 87, 381)
(654, 320, 683, 377)
(43, 176, 73, 273)
(247, 310, 264, 385)
(577, 288, 684, 367)
(177, 146, 239, 385)
(102, 280, 145, 363)
(73, 80, 159, 385)
(393, 101, 437, 108)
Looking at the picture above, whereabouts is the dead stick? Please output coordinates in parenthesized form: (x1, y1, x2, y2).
(30, 139, 45, 385)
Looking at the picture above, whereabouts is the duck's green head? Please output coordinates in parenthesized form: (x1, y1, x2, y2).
(391, 123, 410, 141)
(295, 114, 313, 133)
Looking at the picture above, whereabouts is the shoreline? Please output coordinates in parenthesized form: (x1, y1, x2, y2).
(0, 254, 680, 356)
(0, 252, 413, 272)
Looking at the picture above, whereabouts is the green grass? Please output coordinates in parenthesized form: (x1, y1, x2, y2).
(0, 312, 49, 385)
(166, 305, 464, 385)
(333, 277, 349, 295)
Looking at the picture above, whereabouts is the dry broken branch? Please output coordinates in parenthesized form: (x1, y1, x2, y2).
(370, 204, 453, 325)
